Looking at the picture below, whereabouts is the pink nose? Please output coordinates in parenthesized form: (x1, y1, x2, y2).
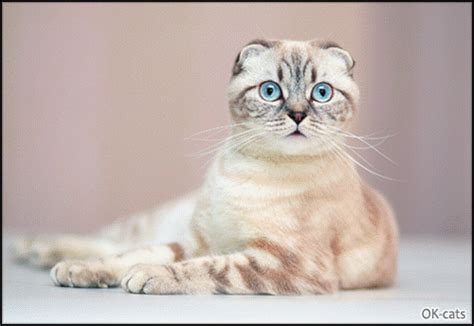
(288, 111, 307, 124)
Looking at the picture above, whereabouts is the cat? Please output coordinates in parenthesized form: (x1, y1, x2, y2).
(12, 39, 398, 295)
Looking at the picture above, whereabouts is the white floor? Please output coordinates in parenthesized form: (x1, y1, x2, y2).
(2, 234, 471, 323)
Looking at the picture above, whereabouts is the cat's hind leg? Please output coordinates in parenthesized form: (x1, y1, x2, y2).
(48, 192, 202, 288)
(11, 234, 123, 269)
(12, 191, 199, 269)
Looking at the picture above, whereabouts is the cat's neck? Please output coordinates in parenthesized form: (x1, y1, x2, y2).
(217, 141, 361, 185)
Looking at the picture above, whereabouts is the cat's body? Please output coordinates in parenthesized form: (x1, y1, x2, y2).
(13, 39, 398, 295)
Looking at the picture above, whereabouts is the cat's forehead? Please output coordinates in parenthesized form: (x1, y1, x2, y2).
(268, 40, 337, 65)
(276, 40, 310, 50)
(259, 41, 339, 76)
(273, 40, 312, 59)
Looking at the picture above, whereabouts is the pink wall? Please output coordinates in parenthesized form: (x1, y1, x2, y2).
(3, 3, 471, 235)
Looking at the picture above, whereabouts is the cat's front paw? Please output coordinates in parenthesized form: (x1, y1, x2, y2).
(121, 264, 180, 294)
(51, 260, 117, 288)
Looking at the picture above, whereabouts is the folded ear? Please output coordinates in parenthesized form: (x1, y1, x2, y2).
(232, 39, 275, 76)
(312, 40, 356, 74)
(326, 47, 355, 72)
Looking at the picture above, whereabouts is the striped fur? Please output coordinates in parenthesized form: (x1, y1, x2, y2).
(13, 39, 398, 295)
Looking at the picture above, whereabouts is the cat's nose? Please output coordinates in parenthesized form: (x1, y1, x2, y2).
(288, 111, 307, 124)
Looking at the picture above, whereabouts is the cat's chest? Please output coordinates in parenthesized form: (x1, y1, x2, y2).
(197, 154, 349, 253)
(201, 175, 326, 253)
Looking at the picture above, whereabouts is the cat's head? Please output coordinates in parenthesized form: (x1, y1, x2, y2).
(227, 39, 359, 156)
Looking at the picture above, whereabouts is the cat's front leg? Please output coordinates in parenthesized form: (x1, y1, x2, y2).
(122, 239, 338, 295)
(50, 259, 117, 288)
(51, 242, 190, 288)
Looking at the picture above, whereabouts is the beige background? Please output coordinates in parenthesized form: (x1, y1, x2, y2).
(3, 3, 471, 236)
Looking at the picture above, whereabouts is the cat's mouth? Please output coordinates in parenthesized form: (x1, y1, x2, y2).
(287, 129, 307, 138)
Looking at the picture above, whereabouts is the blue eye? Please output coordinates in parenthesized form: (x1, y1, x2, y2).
(311, 82, 333, 103)
(259, 81, 282, 102)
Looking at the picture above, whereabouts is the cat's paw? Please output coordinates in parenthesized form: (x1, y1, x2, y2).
(51, 260, 117, 288)
(121, 264, 180, 294)
(11, 237, 62, 268)
(11, 237, 33, 262)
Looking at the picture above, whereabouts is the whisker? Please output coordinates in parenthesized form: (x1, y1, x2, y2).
(188, 128, 262, 157)
(328, 139, 401, 182)
(184, 122, 247, 140)
(341, 143, 375, 168)
(322, 124, 398, 141)
(196, 131, 266, 170)
(185, 136, 227, 142)
(265, 120, 286, 126)
(316, 124, 398, 166)
(340, 136, 389, 150)
(325, 143, 352, 172)
(196, 131, 265, 165)
(228, 132, 267, 154)
(190, 128, 264, 158)
(358, 131, 399, 141)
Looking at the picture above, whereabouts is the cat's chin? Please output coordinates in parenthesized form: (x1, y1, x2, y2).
(259, 136, 331, 157)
